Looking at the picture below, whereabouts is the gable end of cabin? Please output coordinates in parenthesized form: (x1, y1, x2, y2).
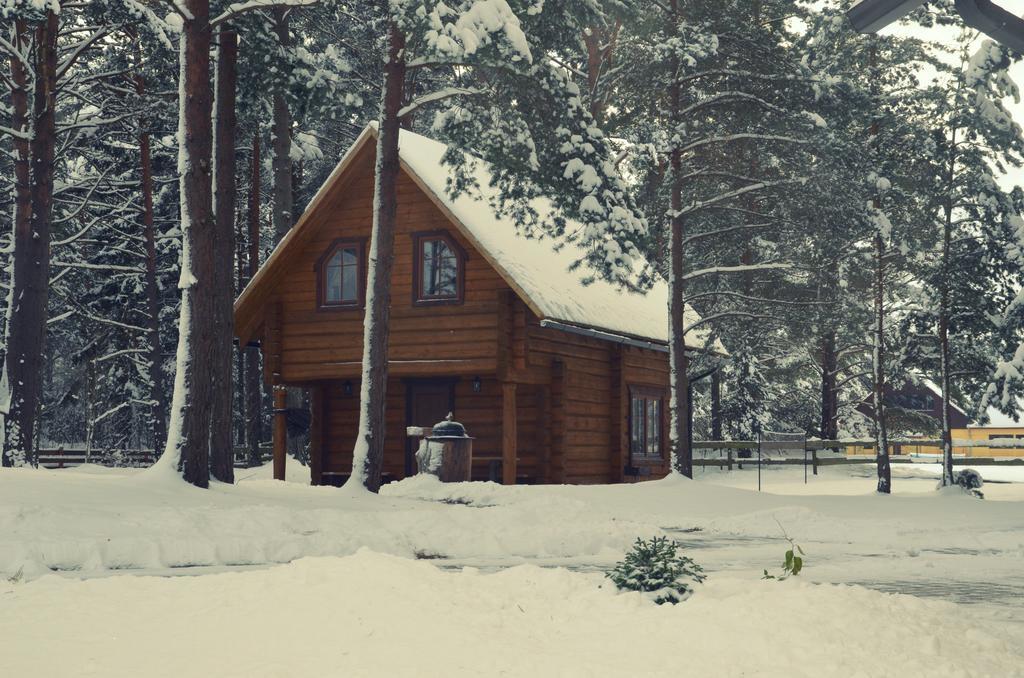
(238, 134, 673, 486)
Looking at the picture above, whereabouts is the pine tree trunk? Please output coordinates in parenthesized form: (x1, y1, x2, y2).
(667, 0, 692, 478)
(1, 18, 32, 468)
(873, 231, 891, 493)
(938, 299, 953, 486)
(819, 331, 837, 441)
(270, 7, 303, 462)
(938, 131, 956, 488)
(582, 21, 620, 125)
(3, 11, 58, 468)
(85, 358, 96, 463)
(711, 369, 722, 440)
(234, 217, 245, 448)
(234, 190, 247, 450)
(347, 22, 406, 493)
(210, 27, 238, 484)
(271, 7, 293, 243)
(869, 41, 890, 494)
(135, 72, 169, 456)
(162, 0, 214, 488)
(7, 18, 30, 271)
(245, 133, 263, 467)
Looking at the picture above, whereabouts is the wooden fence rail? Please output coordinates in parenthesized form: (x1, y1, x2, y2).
(36, 446, 272, 469)
(692, 449, 1024, 474)
(693, 439, 1024, 450)
(34, 439, 1024, 474)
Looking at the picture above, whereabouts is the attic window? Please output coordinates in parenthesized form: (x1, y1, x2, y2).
(317, 239, 364, 309)
(413, 232, 464, 304)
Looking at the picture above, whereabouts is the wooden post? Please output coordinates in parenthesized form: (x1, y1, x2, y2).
(711, 370, 722, 441)
(536, 386, 551, 483)
(210, 25, 238, 485)
(502, 382, 517, 485)
(727, 448, 733, 471)
(497, 289, 512, 381)
(609, 345, 625, 483)
(813, 448, 819, 476)
(273, 383, 287, 481)
(512, 299, 528, 371)
(550, 360, 566, 483)
(310, 385, 323, 485)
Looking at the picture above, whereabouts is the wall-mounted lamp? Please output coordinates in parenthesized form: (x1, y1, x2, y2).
(472, 376, 482, 393)
(343, 380, 353, 396)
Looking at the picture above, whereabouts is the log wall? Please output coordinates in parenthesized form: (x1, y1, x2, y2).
(259, 156, 674, 485)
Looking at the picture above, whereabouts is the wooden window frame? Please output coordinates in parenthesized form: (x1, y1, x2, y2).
(315, 238, 366, 311)
(412, 231, 466, 306)
(629, 385, 666, 462)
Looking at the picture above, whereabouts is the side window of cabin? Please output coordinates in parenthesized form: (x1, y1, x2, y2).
(629, 386, 665, 460)
(413, 232, 464, 304)
(317, 240, 364, 309)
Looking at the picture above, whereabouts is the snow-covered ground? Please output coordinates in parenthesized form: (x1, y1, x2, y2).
(5, 550, 1023, 678)
(2, 461, 1023, 676)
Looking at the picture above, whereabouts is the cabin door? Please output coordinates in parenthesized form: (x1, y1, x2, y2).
(404, 378, 457, 477)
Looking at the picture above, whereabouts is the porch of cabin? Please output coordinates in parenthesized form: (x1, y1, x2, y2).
(290, 374, 552, 486)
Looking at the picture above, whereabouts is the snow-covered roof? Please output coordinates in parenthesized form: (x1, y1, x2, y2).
(970, 400, 1024, 428)
(392, 126, 712, 349)
(919, 379, 1024, 428)
(920, 379, 969, 418)
(236, 124, 716, 351)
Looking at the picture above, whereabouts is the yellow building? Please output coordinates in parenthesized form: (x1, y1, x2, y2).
(855, 380, 1024, 458)
(896, 406, 1024, 458)
(953, 405, 1024, 457)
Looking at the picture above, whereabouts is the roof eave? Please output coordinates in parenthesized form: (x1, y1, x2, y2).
(233, 125, 379, 342)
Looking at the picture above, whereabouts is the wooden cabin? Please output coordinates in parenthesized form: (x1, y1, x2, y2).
(234, 125, 713, 486)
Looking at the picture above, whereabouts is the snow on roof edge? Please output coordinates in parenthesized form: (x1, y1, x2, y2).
(920, 378, 970, 418)
(392, 126, 717, 350)
(237, 123, 720, 353)
(235, 125, 376, 312)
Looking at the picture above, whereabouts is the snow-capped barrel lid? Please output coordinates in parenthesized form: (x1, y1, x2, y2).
(428, 412, 470, 439)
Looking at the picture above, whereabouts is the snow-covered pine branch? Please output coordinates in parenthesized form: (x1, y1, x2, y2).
(56, 27, 113, 81)
(682, 263, 792, 283)
(686, 311, 786, 333)
(677, 133, 809, 157)
(397, 87, 485, 119)
(679, 180, 806, 220)
(210, 0, 320, 28)
(683, 290, 825, 306)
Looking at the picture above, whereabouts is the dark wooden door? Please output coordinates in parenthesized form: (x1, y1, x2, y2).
(405, 379, 457, 476)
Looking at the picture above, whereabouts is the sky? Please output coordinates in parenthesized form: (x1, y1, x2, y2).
(878, 0, 1024, 189)
(982, 1, 1024, 187)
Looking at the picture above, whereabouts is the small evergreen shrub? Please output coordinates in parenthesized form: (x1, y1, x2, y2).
(606, 537, 705, 604)
(955, 468, 984, 499)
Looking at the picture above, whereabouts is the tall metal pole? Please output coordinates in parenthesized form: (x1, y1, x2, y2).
(757, 432, 762, 492)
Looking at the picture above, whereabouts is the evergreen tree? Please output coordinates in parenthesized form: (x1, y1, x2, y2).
(802, 1, 940, 492)
(913, 27, 1024, 484)
(584, 0, 821, 472)
(0, 1, 174, 466)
